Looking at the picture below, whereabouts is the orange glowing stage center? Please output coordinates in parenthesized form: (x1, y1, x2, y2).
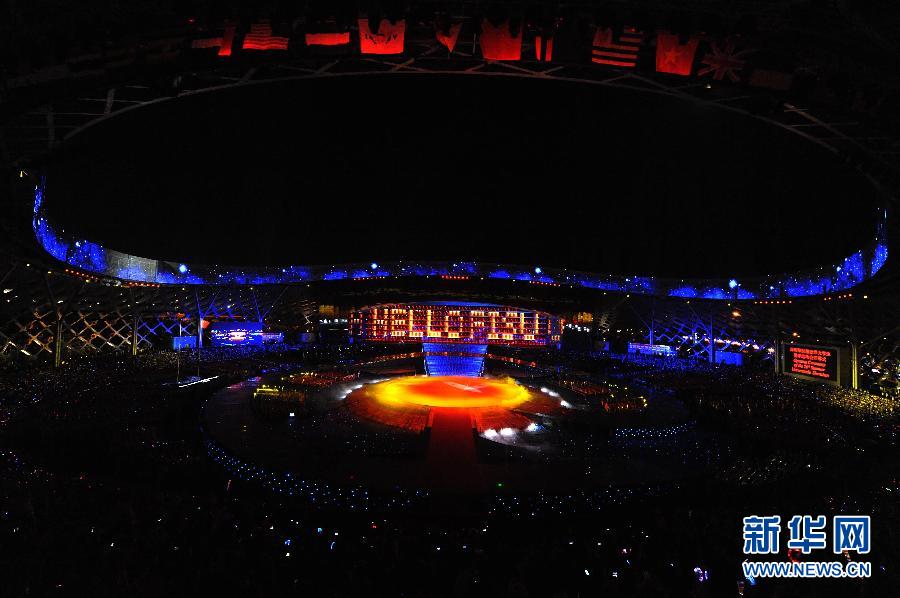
(369, 375, 531, 409)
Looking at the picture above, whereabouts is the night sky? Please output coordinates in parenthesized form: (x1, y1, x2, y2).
(47, 73, 877, 278)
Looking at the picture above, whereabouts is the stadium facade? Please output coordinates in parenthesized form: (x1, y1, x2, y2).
(1, 5, 898, 397)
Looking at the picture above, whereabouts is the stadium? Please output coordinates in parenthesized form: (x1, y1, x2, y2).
(1, 2, 899, 596)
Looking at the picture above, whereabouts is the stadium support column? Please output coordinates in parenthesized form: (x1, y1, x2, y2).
(53, 315, 63, 368)
(45, 274, 63, 367)
(129, 288, 139, 357)
(850, 342, 859, 390)
(708, 314, 716, 365)
(131, 310, 140, 357)
(194, 290, 204, 349)
(774, 336, 782, 374)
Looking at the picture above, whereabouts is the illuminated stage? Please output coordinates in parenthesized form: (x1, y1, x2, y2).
(202, 365, 704, 500)
(362, 376, 530, 408)
(348, 375, 562, 433)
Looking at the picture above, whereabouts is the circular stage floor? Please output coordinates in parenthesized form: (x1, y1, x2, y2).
(203, 373, 717, 498)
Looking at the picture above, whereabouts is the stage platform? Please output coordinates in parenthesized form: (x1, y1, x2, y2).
(202, 372, 716, 500)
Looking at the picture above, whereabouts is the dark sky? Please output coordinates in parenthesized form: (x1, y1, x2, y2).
(47, 73, 877, 278)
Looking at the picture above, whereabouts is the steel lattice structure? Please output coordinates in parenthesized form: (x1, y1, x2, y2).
(0, 48, 898, 401)
(0, 250, 316, 363)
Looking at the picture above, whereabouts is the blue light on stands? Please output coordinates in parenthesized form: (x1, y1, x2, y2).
(29, 179, 890, 301)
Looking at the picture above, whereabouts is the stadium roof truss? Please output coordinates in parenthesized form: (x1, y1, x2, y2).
(2, 48, 899, 373)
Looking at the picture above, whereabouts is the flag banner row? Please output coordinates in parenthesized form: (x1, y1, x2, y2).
(188, 18, 793, 90)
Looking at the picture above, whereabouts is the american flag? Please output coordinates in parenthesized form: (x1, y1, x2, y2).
(241, 22, 289, 51)
(592, 26, 644, 68)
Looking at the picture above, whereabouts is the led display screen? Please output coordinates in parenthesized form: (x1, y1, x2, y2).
(209, 321, 264, 347)
(172, 335, 197, 350)
(628, 343, 676, 357)
(784, 344, 839, 384)
(350, 303, 561, 346)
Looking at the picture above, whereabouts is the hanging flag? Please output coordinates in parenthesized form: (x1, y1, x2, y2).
(592, 26, 644, 68)
(191, 37, 222, 50)
(535, 34, 554, 61)
(305, 32, 351, 47)
(242, 21, 289, 51)
(480, 19, 522, 61)
(697, 39, 753, 82)
(435, 22, 463, 53)
(190, 24, 236, 57)
(655, 32, 699, 76)
(219, 25, 236, 56)
(358, 18, 406, 55)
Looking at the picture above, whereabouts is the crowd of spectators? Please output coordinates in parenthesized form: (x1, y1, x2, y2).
(0, 344, 897, 596)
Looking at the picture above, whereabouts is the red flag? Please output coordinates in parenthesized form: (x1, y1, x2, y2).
(358, 18, 406, 55)
(219, 25, 236, 56)
(191, 24, 236, 57)
(592, 26, 643, 68)
(435, 22, 462, 53)
(535, 34, 553, 62)
(698, 39, 753, 82)
(655, 32, 699, 76)
(480, 19, 522, 61)
(242, 22, 289, 51)
(191, 37, 222, 49)
(305, 32, 350, 47)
